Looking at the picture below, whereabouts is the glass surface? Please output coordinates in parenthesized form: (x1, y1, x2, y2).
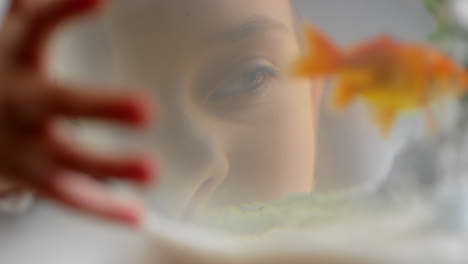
(48, 0, 468, 263)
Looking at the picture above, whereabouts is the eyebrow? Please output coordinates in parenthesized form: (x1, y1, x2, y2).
(211, 16, 289, 43)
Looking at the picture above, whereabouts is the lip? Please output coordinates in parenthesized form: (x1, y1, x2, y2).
(181, 177, 220, 221)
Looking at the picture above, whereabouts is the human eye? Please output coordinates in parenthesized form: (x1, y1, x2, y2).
(206, 59, 279, 100)
(201, 58, 280, 119)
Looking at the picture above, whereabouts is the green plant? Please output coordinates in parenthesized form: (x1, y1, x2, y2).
(424, 0, 461, 49)
(424, 0, 468, 103)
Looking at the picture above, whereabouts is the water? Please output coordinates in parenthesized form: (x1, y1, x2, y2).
(46, 0, 468, 263)
(139, 97, 468, 263)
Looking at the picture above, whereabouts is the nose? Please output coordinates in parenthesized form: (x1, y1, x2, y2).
(144, 103, 229, 219)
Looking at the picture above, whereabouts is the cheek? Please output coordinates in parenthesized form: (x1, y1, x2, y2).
(209, 84, 317, 206)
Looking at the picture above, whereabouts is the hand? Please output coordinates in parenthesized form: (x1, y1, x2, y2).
(0, 0, 159, 226)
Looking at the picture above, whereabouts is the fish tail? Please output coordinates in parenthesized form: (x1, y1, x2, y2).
(463, 71, 468, 92)
(293, 23, 343, 77)
(373, 108, 396, 137)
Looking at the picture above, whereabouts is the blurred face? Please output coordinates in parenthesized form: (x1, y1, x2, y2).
(109, 0, 319, 218)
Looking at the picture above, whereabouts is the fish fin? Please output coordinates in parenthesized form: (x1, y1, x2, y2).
(425, 107, 439, 135)
(462, 71, 468, 91)
(332, 82, 358, 110)
(373, 35, 398, 47)
(373, 108, 397, 137)
(293, 24, 343, 77)
(347, 34, 399, 60)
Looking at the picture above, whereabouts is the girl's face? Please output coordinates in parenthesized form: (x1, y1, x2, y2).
(109, 0, 319, 218)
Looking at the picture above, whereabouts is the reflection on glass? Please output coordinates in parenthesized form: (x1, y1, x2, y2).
(106, 0, 318, 219)
(69, 0, 468, 263)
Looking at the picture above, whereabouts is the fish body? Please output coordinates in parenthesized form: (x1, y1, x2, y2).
(294, 25, 468, 135)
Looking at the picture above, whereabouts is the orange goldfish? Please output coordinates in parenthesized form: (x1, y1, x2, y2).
(293, 24, 468, 136)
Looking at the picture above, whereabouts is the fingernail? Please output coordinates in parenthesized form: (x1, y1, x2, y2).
(127, 158, 160, 185)
(127, 95, 157, 127)
(118, 209, 144, 227)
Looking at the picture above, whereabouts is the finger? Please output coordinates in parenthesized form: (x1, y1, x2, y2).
(32, 170, 145, 226)
(9, 0, 23, 14)
(17, 0, 106, 68)
(8, 0, 52, 16)
(4, 128, 158, 185)
(49, 137, 158, 185)
(0, 179, 25, 198)
(8, 79, 155, 127)
(42, 84, 156, 127)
